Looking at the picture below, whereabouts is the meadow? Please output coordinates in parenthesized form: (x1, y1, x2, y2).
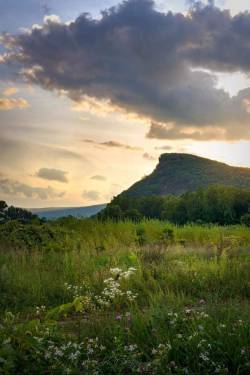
(0, 218, 249, 374)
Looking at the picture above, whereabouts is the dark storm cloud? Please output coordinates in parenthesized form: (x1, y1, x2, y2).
(2, 0, 250, 140)
(0, 174, 65, 200)
(36, 167, 68, 183)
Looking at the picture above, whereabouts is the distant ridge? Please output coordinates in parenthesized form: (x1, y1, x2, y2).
(121, 153, 250, 197)
(30, 204, 107, 219)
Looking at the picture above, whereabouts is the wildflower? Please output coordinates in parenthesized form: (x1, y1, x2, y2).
(68, 352, 79, 361)
(87, 348, 94, 355)
(199, 299, 206, 305)
(125, 344, 137, 352)
(200, 311, 209, 318)
(200, 352, 209, 362)
(54, 348, 63, 357)
(110, 267, 122, 276)
(44, 352, 51, 360)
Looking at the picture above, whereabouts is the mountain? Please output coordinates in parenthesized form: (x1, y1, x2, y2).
(30, 204, 107, 219)
(122, 153, 250, 197)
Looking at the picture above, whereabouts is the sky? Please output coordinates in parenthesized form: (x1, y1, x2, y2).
(0, 0, 250, 208)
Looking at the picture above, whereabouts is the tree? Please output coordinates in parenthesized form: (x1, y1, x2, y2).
(99, 205, 122, 221)
(123, 208, 142, 222)
(6, 206, 36, 223)
(98, 185, 250, 225)
(0, 201, 8, 223)
(241, 212, 250, 227)
(0, 201, 38, 224)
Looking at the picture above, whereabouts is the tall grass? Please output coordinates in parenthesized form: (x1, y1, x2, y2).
(0, 219, 249, 374)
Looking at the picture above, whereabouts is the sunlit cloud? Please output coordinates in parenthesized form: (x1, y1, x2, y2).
(2, 0, 250, 141)
(0, 97, 29, 110)
(83, 139, 142, 151)
(36, 168, 68, 183)
(0, 173, 65, 200)
(147, 122, 236, 141)
(3, 87, 19, 96)
(43, 14, 61, 25)
(71, 95, 149, 123)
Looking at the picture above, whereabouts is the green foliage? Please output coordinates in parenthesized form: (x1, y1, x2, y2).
(241, 211, 250, 227)
(100, 185, 250, 225)
(123, 208, 142, 222)
(123, 153, 250, 197)
(0, 201, 38, 224)
(0, 219, 249, 374)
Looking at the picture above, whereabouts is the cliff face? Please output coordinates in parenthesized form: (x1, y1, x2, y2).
(122, 153, 250, 197)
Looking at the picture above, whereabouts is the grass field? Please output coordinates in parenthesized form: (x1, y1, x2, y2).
(0, 219, 249, 374)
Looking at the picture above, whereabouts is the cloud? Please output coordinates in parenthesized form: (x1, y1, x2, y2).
(0, 138, 84, 167)
(82, 190, 100, 201)
(36, 167, 68, 183)
(2, 0, 250, 140)
(3, 87, 19, 96)
(0, 175, 65, 200)
(91, 175, 106, 181)
(43, 14, 61, 25)
(101, 140, 141, 150)
(0, 97, 29, 110)
(155, 145, 172, 151)
(143, 152, 157, 161)
(83, 139, 141, 150)
(0, 137, 89, 179)
(147, 121, 231, 141)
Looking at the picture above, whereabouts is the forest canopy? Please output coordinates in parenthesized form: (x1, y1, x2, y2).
(98, 185, 250, 226)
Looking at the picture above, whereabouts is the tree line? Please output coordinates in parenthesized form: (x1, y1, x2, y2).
(98, 185, 250, 226)
(0, 201, 38, 224)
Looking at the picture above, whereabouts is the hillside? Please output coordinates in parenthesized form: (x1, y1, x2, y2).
(122, 153, 250, 197)
(31, 204, 106, 219)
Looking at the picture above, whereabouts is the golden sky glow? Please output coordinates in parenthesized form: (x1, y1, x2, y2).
(0, 0, 250, 208)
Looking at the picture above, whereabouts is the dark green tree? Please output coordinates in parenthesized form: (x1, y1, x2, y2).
(0, 201, 8, 223)
(123, 208, 142, 222)
(241, 212, 250, 227)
